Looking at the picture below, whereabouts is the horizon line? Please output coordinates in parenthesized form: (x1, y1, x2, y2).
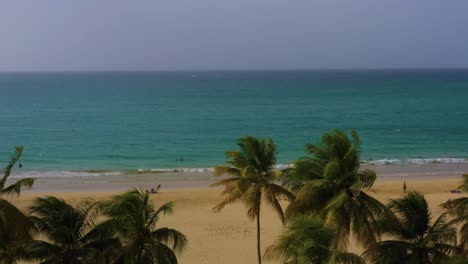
(1, 67, 468, 74)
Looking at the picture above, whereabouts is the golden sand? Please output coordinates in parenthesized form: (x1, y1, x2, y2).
(8, 176, 467, 264)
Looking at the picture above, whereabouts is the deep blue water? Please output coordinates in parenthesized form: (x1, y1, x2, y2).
(1, 70, 468, 172)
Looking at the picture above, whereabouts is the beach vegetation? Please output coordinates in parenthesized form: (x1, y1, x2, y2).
(444, 174, 468, 256)
(211, 136, 295, 264)
(363, 191, 458, 263)
(16, 197, 119, 264)
(265, 214, 364, 264)
(98, 188, 187, 264)
(0, 146, 35, 264)
(284, 130, 389, 249)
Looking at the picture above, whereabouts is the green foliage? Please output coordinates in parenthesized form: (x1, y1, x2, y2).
(16, 197, 120, 264)
(211, 136, 295, 264)
(364, 192, 458, 264)
(0, 146, 34, 196)
(445, 174, 468, 256)
(0, 199, 35, 264)
(99, 188, 187, 264)
(0, 146, 35, 264)
(212, 136, 295, 222)
(265, 215, 364, 264)
(286, 130, 388, 249)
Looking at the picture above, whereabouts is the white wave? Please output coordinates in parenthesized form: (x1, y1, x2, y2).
(364, 157, 468, 165)
(138, 167, 215, 173)
(407, 158, 468, 164)
(275, 164, 294, 170)
(365, 159, 403, 165)
(7, 158, 468, 179)
(9, 170, 124, 179)
(139, 164, 293, 173)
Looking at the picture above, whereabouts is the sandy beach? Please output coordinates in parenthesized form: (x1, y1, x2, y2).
(7, 163, 468, 264)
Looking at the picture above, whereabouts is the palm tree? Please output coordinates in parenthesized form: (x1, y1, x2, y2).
(99, 188, 187, 264)
(285, 130, 388, 249)
(364, 192, 458, 264)
(265, 215, 364, 264)
(0, 199, 35, 264)
(0, 146, 34, 196)
(0, 146, 35, 264)
(16, 196, 120, 264)
(211, 136, 295, 264)
(445, 174, 468, 256)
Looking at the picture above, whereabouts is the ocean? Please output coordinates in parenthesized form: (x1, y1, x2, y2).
(1, 70, 468, 176)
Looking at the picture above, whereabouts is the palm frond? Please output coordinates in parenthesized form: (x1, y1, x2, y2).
(365, 192, 459, 263)
(212, 185, 245, 212)
(152, 228, 187, 253)
(330, 251, 365, 264)
(1, 178, 34, 196)
(265, 215, 362, 263)
(154, 243, 179, 264)
(0, 146, 23, 189)
(100, 188, 186, 263)
(15, 240, 61, 262)
(244, 188, 262, 220)
(264, 186, 286, 224)
(363, 240, 412, 263)
(0, 146, 24, 188)
(458, 174, 468, 192)
(354, 169, 376, 189)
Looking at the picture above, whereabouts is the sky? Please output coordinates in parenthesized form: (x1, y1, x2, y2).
(1, 0, 468, 71)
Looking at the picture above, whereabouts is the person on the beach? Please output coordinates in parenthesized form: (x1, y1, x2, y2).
(403, 181, 407, 193)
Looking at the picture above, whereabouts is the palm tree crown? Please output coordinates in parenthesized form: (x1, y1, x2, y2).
(17, 197, 120, 264)
(364, 191, 458, 264)
(211, 136, 295, 264)
(285, 130, 389, 249)
(265, 215, 364, 264)
(99, 188, 187, 264)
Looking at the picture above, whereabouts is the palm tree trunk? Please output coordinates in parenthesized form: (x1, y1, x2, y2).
(256, 201, 262, 264)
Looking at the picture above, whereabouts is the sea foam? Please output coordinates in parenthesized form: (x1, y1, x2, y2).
(7, 158, 468, 179)
(9, 170, 124, 179)
(365, 158, 468, 165)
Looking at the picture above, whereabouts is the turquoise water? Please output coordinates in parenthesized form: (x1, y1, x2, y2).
(1, 70, 468, 173)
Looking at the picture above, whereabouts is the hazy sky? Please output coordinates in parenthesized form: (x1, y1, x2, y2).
(1, 0, 468, 71)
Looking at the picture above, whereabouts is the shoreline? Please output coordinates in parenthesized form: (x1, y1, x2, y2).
(11, 162, 468, 193)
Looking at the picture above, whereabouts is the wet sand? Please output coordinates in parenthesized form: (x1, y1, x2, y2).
(11, 162, 468, 193)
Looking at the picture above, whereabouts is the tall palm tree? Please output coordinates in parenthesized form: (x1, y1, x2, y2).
(0, 146, 35, 264)
(265, 215, 364, 264)
(16, 197, 120, 264)
(285, 130, 389, 249)
(99, 188, 187, 264)
(364, 192, 458, 264)
(211, 136, 295, 264)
